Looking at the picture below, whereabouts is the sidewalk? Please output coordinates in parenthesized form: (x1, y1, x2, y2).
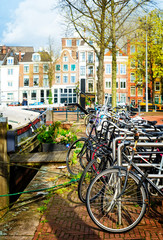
(0, 161, 162, 240)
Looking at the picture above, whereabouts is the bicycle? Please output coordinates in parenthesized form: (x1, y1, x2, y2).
(86, 128, 163, 233)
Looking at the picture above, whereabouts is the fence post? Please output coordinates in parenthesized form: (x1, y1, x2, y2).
(77, 108, 79, 122)
(66, 108, 68, 121)
(0, 118, 9, 217)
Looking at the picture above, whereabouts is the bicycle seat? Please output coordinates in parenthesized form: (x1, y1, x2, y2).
(124, 141, 131, 146)
(89, 119, 94, 124)
(147, 120, 157, 126)
(148, 131, 163, 137)
(155, 125, 163, 130)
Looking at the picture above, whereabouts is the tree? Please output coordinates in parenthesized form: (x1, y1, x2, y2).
(128, 10, 163, 104)
(57, 0, 156, 107)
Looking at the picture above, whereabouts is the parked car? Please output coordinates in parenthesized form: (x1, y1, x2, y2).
(8, 101, 21, 106)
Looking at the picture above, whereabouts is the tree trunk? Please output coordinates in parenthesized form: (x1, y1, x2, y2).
(111, 0, 117, 108)
(97, 52, 105, 104)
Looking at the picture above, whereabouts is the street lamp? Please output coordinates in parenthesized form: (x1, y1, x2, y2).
(145, 31, 148, 112)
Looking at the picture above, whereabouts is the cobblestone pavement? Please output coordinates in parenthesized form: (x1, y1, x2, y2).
(33, 179, 163, 240)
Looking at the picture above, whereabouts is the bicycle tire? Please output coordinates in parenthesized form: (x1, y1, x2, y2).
(86, 167, 147, 233)
(78, 144, 113, 203)
(66, 137, 91, 175)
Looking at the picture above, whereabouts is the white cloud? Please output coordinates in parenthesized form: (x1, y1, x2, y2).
(1, 0, 64, 50)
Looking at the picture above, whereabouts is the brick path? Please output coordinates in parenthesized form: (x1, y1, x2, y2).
(33, 180, 163, 240)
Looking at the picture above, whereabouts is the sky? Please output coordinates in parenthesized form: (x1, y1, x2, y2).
(0, 0, 163, 51)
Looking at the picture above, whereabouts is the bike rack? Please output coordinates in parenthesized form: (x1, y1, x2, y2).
(117, 142, 163, 179)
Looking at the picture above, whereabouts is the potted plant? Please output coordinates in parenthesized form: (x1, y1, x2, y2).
(37, 121, 77, 152)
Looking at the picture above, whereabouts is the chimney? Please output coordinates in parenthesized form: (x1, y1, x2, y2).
(19, 50, 21, 62)
(2, 46, 6, 54)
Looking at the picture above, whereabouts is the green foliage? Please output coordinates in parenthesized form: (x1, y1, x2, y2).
(48, 90, 53, 104)
(37, 121, 77, 144)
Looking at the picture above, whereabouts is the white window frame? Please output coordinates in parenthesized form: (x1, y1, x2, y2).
(63, 64, 68, 71)
(80, 52, 85, 62)
(63, 74, 68, 83)
(105, 64, 111, 74)
(130, 72, 135, 83)
(7, 57, 14, 65)
(71, 64, 76, 71)
(55, 74, 61, 84)
(43, 75, 49, 87)
(8, 68, 13, 75)
(70, 73, 76, 83)
(88, 80, 94, 92)
(105, 78, 111, 89)
(80, 66, 86, 76)
(66, 39, 72, 47)
(56, 64, 61, 71)
(33, 75, 39, 86)
(120, 93, 126, 103)
(31, 90, 37, 100)
(24, 76, 29, 87)
(131, 86, 136, 96)
(33, 64, 39, 73)
(120, 78, 126, 89)
(24, 65, 29, 73)
(155, 82, 160, 91)
(7, 93, 13, 100)
(138, 87, 143, 96)
(120, 64, 126, 75)
(8, 81, 13, 87)
(32, 53, 40, 62)
(63, 56, 68, 62)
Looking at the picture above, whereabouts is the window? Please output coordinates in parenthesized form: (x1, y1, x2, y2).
(32, 53, 40, 62)
(7, 57, 14, 65)
(8, 69, 13, 75)
(138, 87, 143, 96)
(54, 89, 58, 103)
(24, 65, 29, 73)
(88, 66, 93, 76)
(80, 66, 85, 76)
(130, 72, 135, 83)
(105, 64, 111, 74)
(55, 74, 61, 83)
(43, 75, 49, 87)
(105, 78, 111, 89)
(33, 75, 39, 86)
(76, 40, 80, 46)
(43, 64, 48, 73)
(63, 74, 68, 83)
(71, 74, 76, 83)
(63, 56, 68, 62)
(8, 81, 13, 87)
(155, 95, 159, 104)
(71, 64, 76, 71)
(131, 99, 135, 106)
(117, 64, 118, 74)
(120, 78, 126, 89)
(33, 64, 39, 73)
(131, 60, 135, 68)
(23, 91, 28, 99)
(60, 88, 77, 104)
(56, 64, 60, 71)
(7, 93, 13, 100)
(24, 76, 29, 86)
(120, 93, 126, 103)
(80, 52, 85, 62)
(88, 52, 93, 63)
(130, 45, 135, 54)
(155, 82, 160, 91)
(31, 90, 36, 100)
(88, 80, 94, 92)
(63, 64, 68, 71)
(131, 86, 136, 96)
(120, 64, 126, 74)
(116, 79, 118, 89)
(66, 39, 72, 47)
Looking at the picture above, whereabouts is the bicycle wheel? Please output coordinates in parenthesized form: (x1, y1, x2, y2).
(66, 137, 91, 175)
(78, 144, 113, 203)
(86, 167, 147, 233)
